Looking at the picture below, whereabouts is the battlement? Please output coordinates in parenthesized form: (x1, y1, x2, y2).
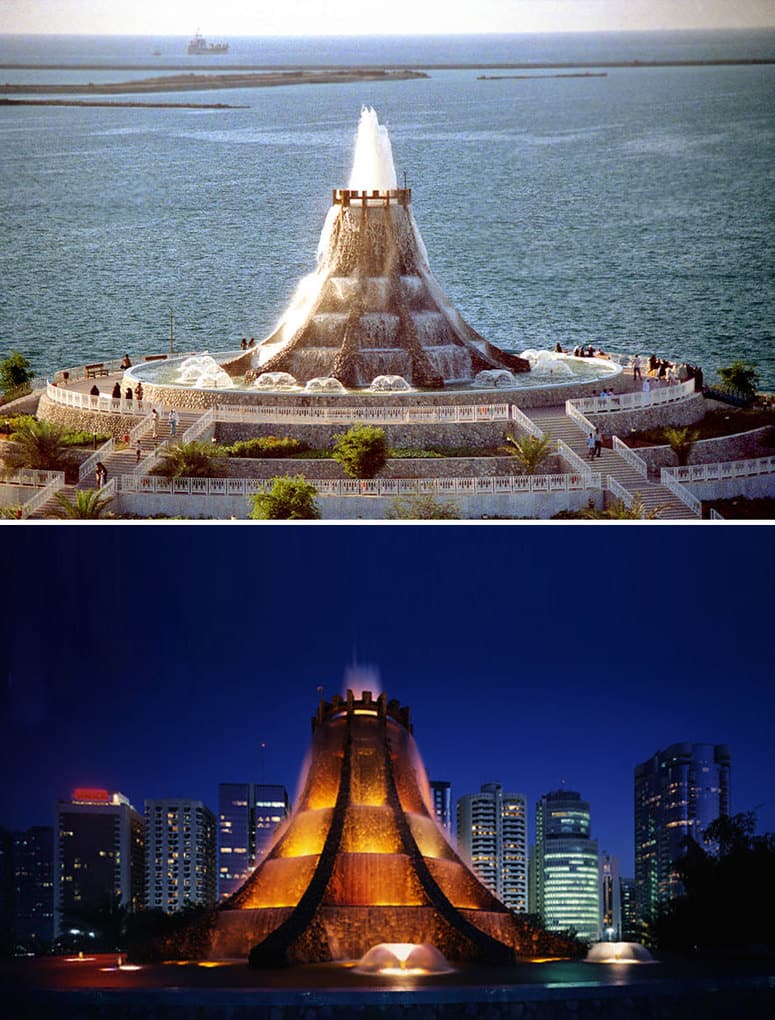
(333, 187, 412, 208)
(312, 689, 412, 733)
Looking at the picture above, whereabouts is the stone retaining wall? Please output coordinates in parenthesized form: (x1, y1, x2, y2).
(687, 474, 775, 503)
(37, 394, 142, 440)
(218, 454, 563, 480)
(116, 486, 602, 521)
(214, 420, 515, 449)
(587, 392, 706, 435)
(628, 426, 774, 473)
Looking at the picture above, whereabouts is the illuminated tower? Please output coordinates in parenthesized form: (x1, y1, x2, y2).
(599, 851, 621, 940)
(430, 780, 452, 834)
(13, 826, 54, 950)
(534, 789, 600, 942)
(202, 690, 573, 965)
(217, 784, 289, 900)
(145, 799, 216, 912)
(456, 784, 528, 913)
(54, 789, 144, 938)
(634, 743, 730, 926)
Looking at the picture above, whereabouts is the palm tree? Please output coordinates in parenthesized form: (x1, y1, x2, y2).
(150, 441, 227, 478)
(663, 426, 700, 467)
(7, 418, 71, 471)
(503, 431, 554, 474)
(48, 488, 114, 519)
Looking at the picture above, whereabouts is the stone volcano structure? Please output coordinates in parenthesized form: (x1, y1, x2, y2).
(224, 108, 529, 390)
(204, 689, 573, 966)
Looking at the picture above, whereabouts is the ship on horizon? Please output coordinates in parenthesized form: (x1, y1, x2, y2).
(187, 32, 229, 55)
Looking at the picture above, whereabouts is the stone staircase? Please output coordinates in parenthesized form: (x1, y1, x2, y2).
(30, 411, 203, 518)
(526, 407, 696, 520)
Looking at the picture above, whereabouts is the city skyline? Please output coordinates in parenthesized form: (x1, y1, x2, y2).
(2, 528, 773, 879)
(1, 1, 774, 36)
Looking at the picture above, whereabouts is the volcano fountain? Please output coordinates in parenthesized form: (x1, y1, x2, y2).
(201, 688, 576, 966)
(222, 107, 529, 390)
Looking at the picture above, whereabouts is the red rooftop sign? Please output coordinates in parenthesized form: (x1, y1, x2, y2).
(72, 788, 110, 802)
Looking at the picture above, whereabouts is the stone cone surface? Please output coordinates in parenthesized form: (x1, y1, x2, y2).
(224, 190, 529, 390)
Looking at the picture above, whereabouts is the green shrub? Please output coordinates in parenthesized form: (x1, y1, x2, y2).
(332, 424, 388, 479)
(387, 495, 460, 519)
(150, 441, 228, 478)
(224, 435, 308, 459)
(249, 475, 321, 520)
(0, 351, 34, 395)
(61, 430, 112, 447)
(390, 447, 444, 459)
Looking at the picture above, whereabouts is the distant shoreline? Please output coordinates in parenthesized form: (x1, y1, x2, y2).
(0, 69, 428, 96)
(0, 98, 247, 109)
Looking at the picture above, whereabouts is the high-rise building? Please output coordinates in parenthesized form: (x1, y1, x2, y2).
(145, 799, 216, 913)
(217, 783, 289, 900)
(634, 743, 730, 925)
(430, 780, 452, 834)
(13, 826, 54, 949)
(54, 788, 144, 938)
(0, 828, 13, 954)
(619, 877, 638, 941)
(456, 783, 527, 913)
(534, 789, 600, 941)
(599, 851, 620, 940)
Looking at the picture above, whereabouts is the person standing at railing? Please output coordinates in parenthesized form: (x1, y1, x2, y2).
(633, 355, 642, 381)
(151, 408, 159, 439)
(112, 381, 121, 399)
(643, 378, 651, 397)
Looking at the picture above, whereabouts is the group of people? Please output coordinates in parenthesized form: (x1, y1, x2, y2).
(632, 355, 703, 392)
(570, 344, 609, 358)
(240, 338, 256, 351)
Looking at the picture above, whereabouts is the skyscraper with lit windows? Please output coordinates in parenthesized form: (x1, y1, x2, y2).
(217, 783, 289, 900)
(456, 783, 527, 912)
(634, 742, 730, 926)
(54, 789, 144, 938)
(430, 780, 452, 834)
(145, 799, 216, 913)
(534, 789, 600, 941)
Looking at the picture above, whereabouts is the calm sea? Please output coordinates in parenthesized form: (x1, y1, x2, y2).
(1, 32, 773, 387)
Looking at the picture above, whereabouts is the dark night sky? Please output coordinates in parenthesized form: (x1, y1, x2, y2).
(2, 525, 773, 878)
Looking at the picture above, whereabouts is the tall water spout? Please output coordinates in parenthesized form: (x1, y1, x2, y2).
(348, 106, 398, 192)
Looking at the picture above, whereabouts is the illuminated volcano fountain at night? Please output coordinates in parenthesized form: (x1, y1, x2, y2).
(222, 107, 530, 391)
(197, 686, 577, 966)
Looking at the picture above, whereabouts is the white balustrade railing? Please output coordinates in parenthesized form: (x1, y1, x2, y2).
(606, 475, 635, 509)
(708, 508, 725, 520)
(659, 469, 702, 517)
(180, 407, 216, 444)
(3, 468, 64, 487)
(19, 472, 66, 519)
(666, 456, 775, 485)
(612, 435, 649, 479)
(509, 405, 544, 439)
(78, 437, 115, 482)
(214, 402, 511, 425)
(129, 412, 156, 444)
(568, 378, 695, 416)
(556, 440, 595, 481)
(564, 400, 596, 436)
(117, 471, 602, 499)
(46, 382, 155, 417)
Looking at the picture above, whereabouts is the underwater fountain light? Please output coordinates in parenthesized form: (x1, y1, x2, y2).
(355, 942, 455, 976)
(585, 942, 655, 964)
